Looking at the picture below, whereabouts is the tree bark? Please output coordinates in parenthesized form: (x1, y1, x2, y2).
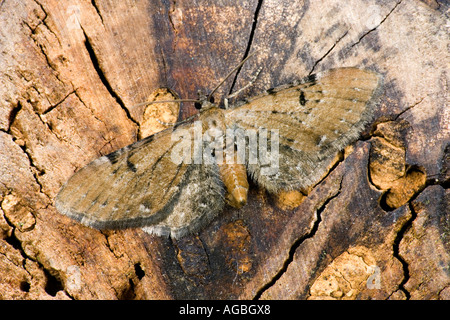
(0, 0, 448, 299)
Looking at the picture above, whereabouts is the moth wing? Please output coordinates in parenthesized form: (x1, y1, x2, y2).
(224, 68, 383, 193)
(56, 122, 224, 232)
(142, 163, 225, 239)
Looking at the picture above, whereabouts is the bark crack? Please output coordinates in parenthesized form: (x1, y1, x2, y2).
(7, 101, 22, 132)
(90, 0, 104, 25)
(394, 96, 425, 120)
(350, 0, 402, 49)
(32, 0, 62, 46)
(159, 46, 169, 85)
(309, 30, 349, 75)
(7, 107, 45, 197)
(41, 90, 76, 116)
(390, 174, 447, 298)
(80, 26, 138, 126)
(22, 1, 66, 93)
(392, 201, 415, 299)
(1, 192, 69, 298)
(13, 139, 46, 197)
(167, 0, 178, 34)
(228, 0, 264, 96)
(7, 101, 54, 202)
(253, 177, 343, 299)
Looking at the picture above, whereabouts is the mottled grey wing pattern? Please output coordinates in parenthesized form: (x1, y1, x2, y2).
(55, 122, 225, 237)
(142, 163, 225, 239)
(224, 68, 383, 193)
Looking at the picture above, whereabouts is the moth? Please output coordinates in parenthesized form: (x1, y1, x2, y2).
(55, 60, 383, 239)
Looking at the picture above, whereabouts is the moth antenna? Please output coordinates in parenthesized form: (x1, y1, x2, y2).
(224, 66, 263, 109)
(131, 99, 201, 109)
(227, 66, 263, 99)
(223, 66, 263, 109)
(133, 50, 260, 110)
(155, 118, 176, 126)
(156, 113, 200, 127)
(207, 50, 260, 102)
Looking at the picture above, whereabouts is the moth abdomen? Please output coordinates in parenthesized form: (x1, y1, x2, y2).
(218, 162, 249, 209)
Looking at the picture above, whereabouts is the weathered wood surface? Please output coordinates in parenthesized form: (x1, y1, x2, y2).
(0, 0, 448, 299)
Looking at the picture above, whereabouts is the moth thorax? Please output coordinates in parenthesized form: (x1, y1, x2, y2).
(218, 162, 249, 209)
(200, 106, 226, 133)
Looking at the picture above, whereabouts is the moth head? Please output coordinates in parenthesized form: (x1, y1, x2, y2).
(195, 90, 216, 111)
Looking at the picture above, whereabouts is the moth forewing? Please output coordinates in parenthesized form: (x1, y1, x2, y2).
(55, 125, 191, 229)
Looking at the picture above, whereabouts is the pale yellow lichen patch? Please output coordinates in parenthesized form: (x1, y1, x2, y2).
(308, 246, 379, 300)
(369, 136, 406, 190)
(138, 88, 180, 139)
(273, 189, 305, 211)
(385, 168, 426, 209)
(1, 193, 36, 232)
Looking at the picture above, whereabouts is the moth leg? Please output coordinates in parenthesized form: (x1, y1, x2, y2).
(156, 118, 176, 126)
(224, 67, 263, 109)
(218, 162, 249, 209)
